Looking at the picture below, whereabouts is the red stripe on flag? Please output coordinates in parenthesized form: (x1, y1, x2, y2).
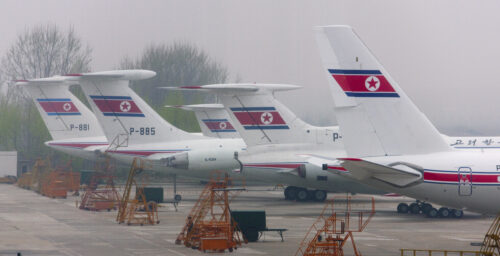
(204, 121, 235, 130)
(39, 101, 79, 113)
(332, 75, 395, 92)
(233, 111, 285, 125)
(93, 99, 142, 113)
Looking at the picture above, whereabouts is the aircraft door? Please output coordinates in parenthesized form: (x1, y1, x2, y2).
(458, 167, 472, 196)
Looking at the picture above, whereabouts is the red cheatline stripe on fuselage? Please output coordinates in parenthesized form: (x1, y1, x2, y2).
(48, 142, 108, 149)
(106, 150, 187, 157)
(244, 163, 303, 169)
(424, 170, 500, 184)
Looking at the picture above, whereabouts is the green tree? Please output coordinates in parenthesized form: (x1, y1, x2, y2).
(0, 24, 92, 165)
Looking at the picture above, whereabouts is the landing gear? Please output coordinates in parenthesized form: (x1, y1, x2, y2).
(426, 208, 438, 218)
(311, 190, 327, 202)
(409, 203, 421, 214)
(451, 209, 464, 218)
(396, 201, 463, 219)
(421, 203, 433, 215)
(284, 186, 297, 200)
(438, 207, 450, 218)
(296, 188, 309, 202)
(283, 186, 327, 202)
(397, 203, 409, 213)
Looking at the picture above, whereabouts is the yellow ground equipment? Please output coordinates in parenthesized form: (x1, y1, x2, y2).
(175, 171, 245, 253)
(480, 213, 500, 256)
(0, 176, 17, 184)
(295, 196, 375, 256)
(116, 158, 159, 225)
(78, 159, 120, 211)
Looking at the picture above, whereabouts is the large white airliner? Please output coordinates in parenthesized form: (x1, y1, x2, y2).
(315, 25, 500, 216)
(173, 84, 384, 201)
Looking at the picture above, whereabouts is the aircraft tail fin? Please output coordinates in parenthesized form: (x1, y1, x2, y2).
(174, 84, 318, 146)
(165, 104, 240, 139)
(17, 77, 105, 141)
(74, 70, 204, 147)
(315, 25, 450, 157)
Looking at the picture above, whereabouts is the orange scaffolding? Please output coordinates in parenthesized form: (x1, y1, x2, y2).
(295, 196, 375, 256)
(78, 158, 120, 211)
(176, 171, 245, 253)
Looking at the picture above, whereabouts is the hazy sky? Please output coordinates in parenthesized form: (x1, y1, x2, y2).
(2, 0, 500, 135)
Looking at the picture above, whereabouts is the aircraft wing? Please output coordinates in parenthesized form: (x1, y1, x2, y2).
(242, 162, 306, 176)
(339, 158, 423, 188)
(295, 154, 350, 174)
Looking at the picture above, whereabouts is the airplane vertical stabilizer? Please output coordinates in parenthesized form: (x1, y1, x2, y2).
(19, 77, 105, 141)
(177, 84, 317, 146)
(315, 25, 450, 157)
(76, 70, 204, 146)
(165, 104, 240, 139)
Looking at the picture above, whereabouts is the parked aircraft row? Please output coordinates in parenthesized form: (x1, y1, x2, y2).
(17, 25, 500, 217)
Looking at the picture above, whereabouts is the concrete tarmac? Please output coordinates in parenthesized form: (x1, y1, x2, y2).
(0, 184, 493, 256)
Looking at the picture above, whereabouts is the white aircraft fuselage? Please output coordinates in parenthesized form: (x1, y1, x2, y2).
(351, 149, 500, 214)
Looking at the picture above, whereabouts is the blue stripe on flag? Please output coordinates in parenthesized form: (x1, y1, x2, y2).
(328, 69, 382, 75)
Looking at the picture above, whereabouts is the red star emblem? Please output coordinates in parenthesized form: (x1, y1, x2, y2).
(262, 113, 272, 122)
(367, 77, 378, 89)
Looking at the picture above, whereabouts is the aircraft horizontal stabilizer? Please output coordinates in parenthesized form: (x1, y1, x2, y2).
(339, 158, 423, 188)
(15, 76, 76, 86)
(161, 83, 301, 94)
(164, 104, 225, 111)
(66, 70, 156, 81)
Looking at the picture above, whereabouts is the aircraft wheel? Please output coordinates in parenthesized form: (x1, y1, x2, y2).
(426, 208, 438, 218)
(397, 203, 409, 213)
(312, 190, 327, 202)
(284, 186, 297, 200)
(296, 188, 309, 202)
(451, 209, 464, 218)
(409, 203, 420, 214)
(438, 207, 450, 218)
(421, 203, 433, 215)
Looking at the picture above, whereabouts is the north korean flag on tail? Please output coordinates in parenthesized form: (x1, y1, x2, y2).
(230, 107, 289, 130)
(202, 119, 236, 133)
(90, 95, 145, 117)
(329, 69, 399, 97)
(37, 98, 81, 116)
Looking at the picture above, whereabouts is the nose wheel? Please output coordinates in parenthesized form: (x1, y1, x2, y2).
(396, 201, 463, 218)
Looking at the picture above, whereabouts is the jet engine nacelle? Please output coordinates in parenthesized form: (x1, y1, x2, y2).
(161, 148, 240, 175)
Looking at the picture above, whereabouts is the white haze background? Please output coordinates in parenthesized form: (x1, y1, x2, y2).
(0, 0, 498, 136)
